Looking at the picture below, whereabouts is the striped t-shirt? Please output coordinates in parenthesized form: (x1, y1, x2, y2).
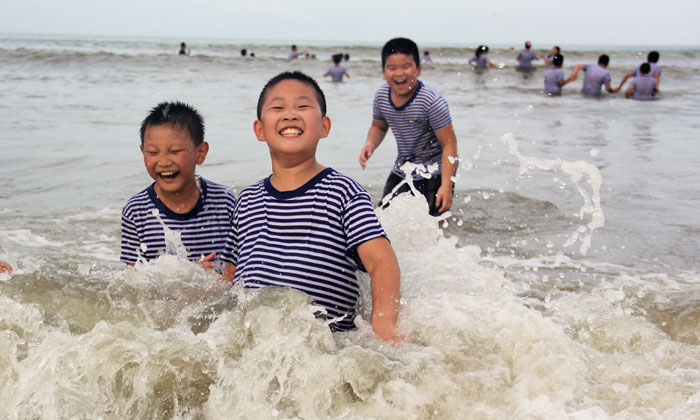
(221, 168, 387, 331)
(373, 81, 452, 178)
(120, 177, 236, 266)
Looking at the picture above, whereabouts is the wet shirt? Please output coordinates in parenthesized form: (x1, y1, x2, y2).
(630, 76, 657, 100)
(120, 178, 236, 265)
(471, 54, 490, 68)
(544, 68, 565, 94)
(581, 63, 611, 94)
(221, 168, 387, 332)
(517, 49, 538, 67)
(372, 81, 452, 178)
(634, 62, 662, 78)
(326, 65, 346, 82)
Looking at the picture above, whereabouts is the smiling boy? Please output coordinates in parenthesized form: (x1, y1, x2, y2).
(359, 37, 458, 216)
(221, 72, 402, 342)
(120, 101, 236, 268)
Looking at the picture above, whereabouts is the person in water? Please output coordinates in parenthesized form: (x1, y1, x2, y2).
(359, 37, 458, 216)
(544, 45, 561, 65)
(179, 42, 189, 56)
(543, 54, 579, 95)
(574, 54, 619, 95)
(470, 45, 497, 68)
(323, 53, 350, 82)
(120, 101, 236, 269)
(625, 62, 657, 100)
(617, 51, 663, 91)
(221, 71, 402, 342)
(516, 41, 542, 68)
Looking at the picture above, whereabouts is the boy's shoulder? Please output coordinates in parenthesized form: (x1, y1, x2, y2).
(122, 186, 153, 215)
(201, 177, 236, 200)
(238, 169, 367, 202)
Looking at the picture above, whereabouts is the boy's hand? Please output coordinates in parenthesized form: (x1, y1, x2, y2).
(435, 184, 453, 214)
(359, 143, 375, 169)
(196, 252, 217, 270)
(0, 262, 12, 273)
(371, 314, 404, 343)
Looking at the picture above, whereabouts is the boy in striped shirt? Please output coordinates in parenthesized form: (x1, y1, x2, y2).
(221, 72, 402, 342)
(120, 101, 236, 269)
(359, 37, 458, 216)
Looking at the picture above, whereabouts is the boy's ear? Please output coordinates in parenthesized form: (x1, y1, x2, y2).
(416, 64, 422, 78)
(196, 141, 209, 165)
(320, 116, 331, 139)
(253, 120, 266, 142)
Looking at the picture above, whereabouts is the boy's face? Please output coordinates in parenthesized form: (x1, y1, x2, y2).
(254, 79, 331, 160)
(383, 53, 421, 98)
(141, 124, 208, 196)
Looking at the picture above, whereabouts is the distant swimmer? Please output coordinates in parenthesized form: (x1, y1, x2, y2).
(241, 49, 247, 57)
(516, 41, 542, 68)
(625, 63, 657, 100)
(288, 45, 307, 60)
(422, 50, 432, 63)
(344, 53, 350, 61)
(544, 46, 561, 65)
(0, 261, 11, 273)
(469, 45, 497, 68)
(179, 42, 190, 56)
(617, 51, 662, 91)
(324, 53, 350, 82)
(574, 54, 620, 95)
(543, 54, 579, 95)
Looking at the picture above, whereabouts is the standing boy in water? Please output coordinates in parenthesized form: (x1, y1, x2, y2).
(625, 63, 657, 100)
(120, 102, 236, 268)
(221, 72, 401, 342)
(516, 41, 542, 68)
(574, 55, 620, 95)
(323, 53, 350, 82)
(617, 51, 662, 91)
(543, 54, 579, 95)
(359, 37, 458, 216)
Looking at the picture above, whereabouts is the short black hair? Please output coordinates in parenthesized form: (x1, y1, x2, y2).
(381, 37, 420, 68)
(332, 53, 343, 65)
(140, 101, 204, 146)
(598, 54, 610, 65)
(552, 54, 564, 67)
(648, 51, 659, 63)
(553, 46, 561, 54)
(257, 71, 327, 120)
(640, 62, 651, 75)
(476, 45, 489, 57)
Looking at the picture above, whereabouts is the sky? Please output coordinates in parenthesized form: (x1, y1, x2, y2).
(1, 0, 699, 46)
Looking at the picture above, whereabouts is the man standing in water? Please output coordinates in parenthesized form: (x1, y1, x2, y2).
(574, 55, 619, 95)
(516, 41, 542, 68)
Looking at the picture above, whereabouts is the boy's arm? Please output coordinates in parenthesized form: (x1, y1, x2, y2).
(606, 81, 618, 93)
(654, 72, 661, 90)
(359, 120, 389, 169)
(625, 84, 634, 98)
(434, 124, 458, 214)
(220, 263, 236, 282)
(617, 71, 634, 91)
(560, 69, 579, 86)
(356, 236, 402, 342)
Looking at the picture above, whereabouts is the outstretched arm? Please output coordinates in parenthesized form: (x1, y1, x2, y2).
(434, 124, 458, 214)
(625, 84, 634, 98)
(359, 120, 388, 169)
(617, 71, 634, 91)
(357, 237, 402, 342)
(605, 81, 618, 93)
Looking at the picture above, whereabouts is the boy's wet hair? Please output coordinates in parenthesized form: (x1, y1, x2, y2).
(475, 45, 489, 57)
(648, 51, 659, 63)
(257, 71, 327, 119)
(381, 37, 420, 68)
(140, 101, 205, 146)
(640, 62, 651, 75)
(332, 53, 343, 65)
(552, 54, 564, 67)
(598, 54, 610, 65)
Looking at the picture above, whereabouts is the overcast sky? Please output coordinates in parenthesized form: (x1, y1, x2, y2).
(2, 0, 698, 46)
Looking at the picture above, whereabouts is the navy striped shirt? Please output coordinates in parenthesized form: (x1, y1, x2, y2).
(373, 81, 452, 178)
(221, 168, 387, 331)
(120, 178, 236, 266)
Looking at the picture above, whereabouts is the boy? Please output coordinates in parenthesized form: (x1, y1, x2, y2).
(574, 54, 620, 95)
(617, 51, 662, 91)
(120, 101, 236, 269)
(543, 54, 579, 95)
(516, 41, 542, 68)
(625, 63, 657, 100)
(221, 72, 401, 342)
(323, 53, 350, 82)
(359, 37, 458, 216)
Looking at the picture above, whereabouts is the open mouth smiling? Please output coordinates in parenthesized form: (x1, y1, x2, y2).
(158, 171, 179, 179)
(280, 127, 303, 137)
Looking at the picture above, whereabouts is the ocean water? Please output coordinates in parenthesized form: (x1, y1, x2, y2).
(1, 34, 700, 419)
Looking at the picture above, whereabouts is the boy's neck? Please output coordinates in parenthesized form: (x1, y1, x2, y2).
(270, 158, 325, 191)
(154, 177, 201, 214)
